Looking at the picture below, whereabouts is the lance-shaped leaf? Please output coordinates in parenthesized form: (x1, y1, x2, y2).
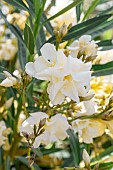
(24, 24, 34, 55)
(92, 61, 113, 77)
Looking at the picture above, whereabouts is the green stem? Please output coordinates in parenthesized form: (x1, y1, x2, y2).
(23, 88, 28, 117)
(28, 148, 34, 170)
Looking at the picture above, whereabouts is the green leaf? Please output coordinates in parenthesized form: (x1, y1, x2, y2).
(64, 15, 112, 41)
(67, 129, 81, 166)
(18, 40, 27, 71)
(92, 61, 113, 77)
(99, 6, 113, 15)
(97, 39, 113, 51)
(76, 3, 81, 22)
(0, 147, 3, 169)
(16, 156, 41, 170)
(3, 0, 29, 11)
(36, 27, 46, 53)
(5, 156, 10, 170)
(43, 0, 83, 24)
(41, 13, 54, 36)
(41, 148, 63, 155)
(24, 24, 34, 55)
(90, 19, 113, 38)
(32, 148, 43, 157)
(33, 0, 41, 16)
(92, 162, 113, 170)
(91, 145, 113, 162)
(83, 0, 100, 21)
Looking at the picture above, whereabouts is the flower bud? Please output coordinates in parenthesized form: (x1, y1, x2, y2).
(83, 149, 90, 166)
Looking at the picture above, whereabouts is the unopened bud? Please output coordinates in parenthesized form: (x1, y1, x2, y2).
(22, 132, 29, 139)
(100, 109, 113, 121)
(83, 149, 90, 166)
(39, 118, 46, 128)
(59, 23, 68, 38)
(38, 128, 45, 135)
(67, 23, 72, 30)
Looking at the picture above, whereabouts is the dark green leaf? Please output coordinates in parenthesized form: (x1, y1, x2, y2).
(76, 3, 81, 22)
(18, 40, 26, 71)
(24, 24, 34, 55)
(5, 156, 10, 170)
(88, 19, 113, 38)
(41, 148, 63, 155)
(67, 129, 81, 166)
(3, 0, 34, 16)
(41, 13, 54, 36)
(92, 61, 113, 77)
(97, 39, 113, 51)
(3, 0, 29, 11)
(91, 145, 113, 162)
(36, 27, 46, 53)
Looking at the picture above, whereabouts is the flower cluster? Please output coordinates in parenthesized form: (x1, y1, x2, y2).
(67, 35, 98, 62)
(19, 112, 69, 148)
(0, 71, 20, 87)
(25, 40, 92, 105)
(0, 39, 17, 61)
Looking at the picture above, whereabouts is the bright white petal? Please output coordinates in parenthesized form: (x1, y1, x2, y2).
(61, 81, 79, 103)
(56, 49, 67, 67)
(25, 62, 36, 77)
(34, 56, 51, 72)
(79, 35, 91, 44)
(0, 78, 14, 87)
(47, 81, 65, 105)
(40, 43, 57, 64)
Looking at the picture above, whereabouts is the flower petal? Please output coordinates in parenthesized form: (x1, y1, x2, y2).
(40, 43, 57, 64)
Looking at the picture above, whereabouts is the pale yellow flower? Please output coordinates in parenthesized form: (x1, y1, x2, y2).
(72, 119, 106, 143)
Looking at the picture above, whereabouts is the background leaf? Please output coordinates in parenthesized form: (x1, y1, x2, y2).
(24, 24, 34, 55)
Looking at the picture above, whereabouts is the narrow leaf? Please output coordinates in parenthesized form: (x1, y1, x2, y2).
(83, 0, 100, 20)
(67, 129, 81, 166)
(24, 24, 34, 55)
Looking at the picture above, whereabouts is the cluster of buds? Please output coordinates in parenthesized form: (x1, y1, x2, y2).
(22, 118, 46, 147)
(0, 71, 32, 90)
(21, 72, 32, 90)
(22, 118, 46, 167)
(54, 23, 72, 43)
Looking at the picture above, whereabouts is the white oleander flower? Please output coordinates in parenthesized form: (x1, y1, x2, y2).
(67, 35, 97, 58)
(19, 112, 49, 135)
(33, 114, 70, 148)
(0, 71, 17, 87)
(0, 121, 7, 146)
(25, 43, 67, 81)
(26, 43, 92, 105)
(0, 39, 17, 61)
(20, 112, 70, 148)
(76, 99, 97, 117)
(47, 56, 92, 105)
(72, 119, 106, 143)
